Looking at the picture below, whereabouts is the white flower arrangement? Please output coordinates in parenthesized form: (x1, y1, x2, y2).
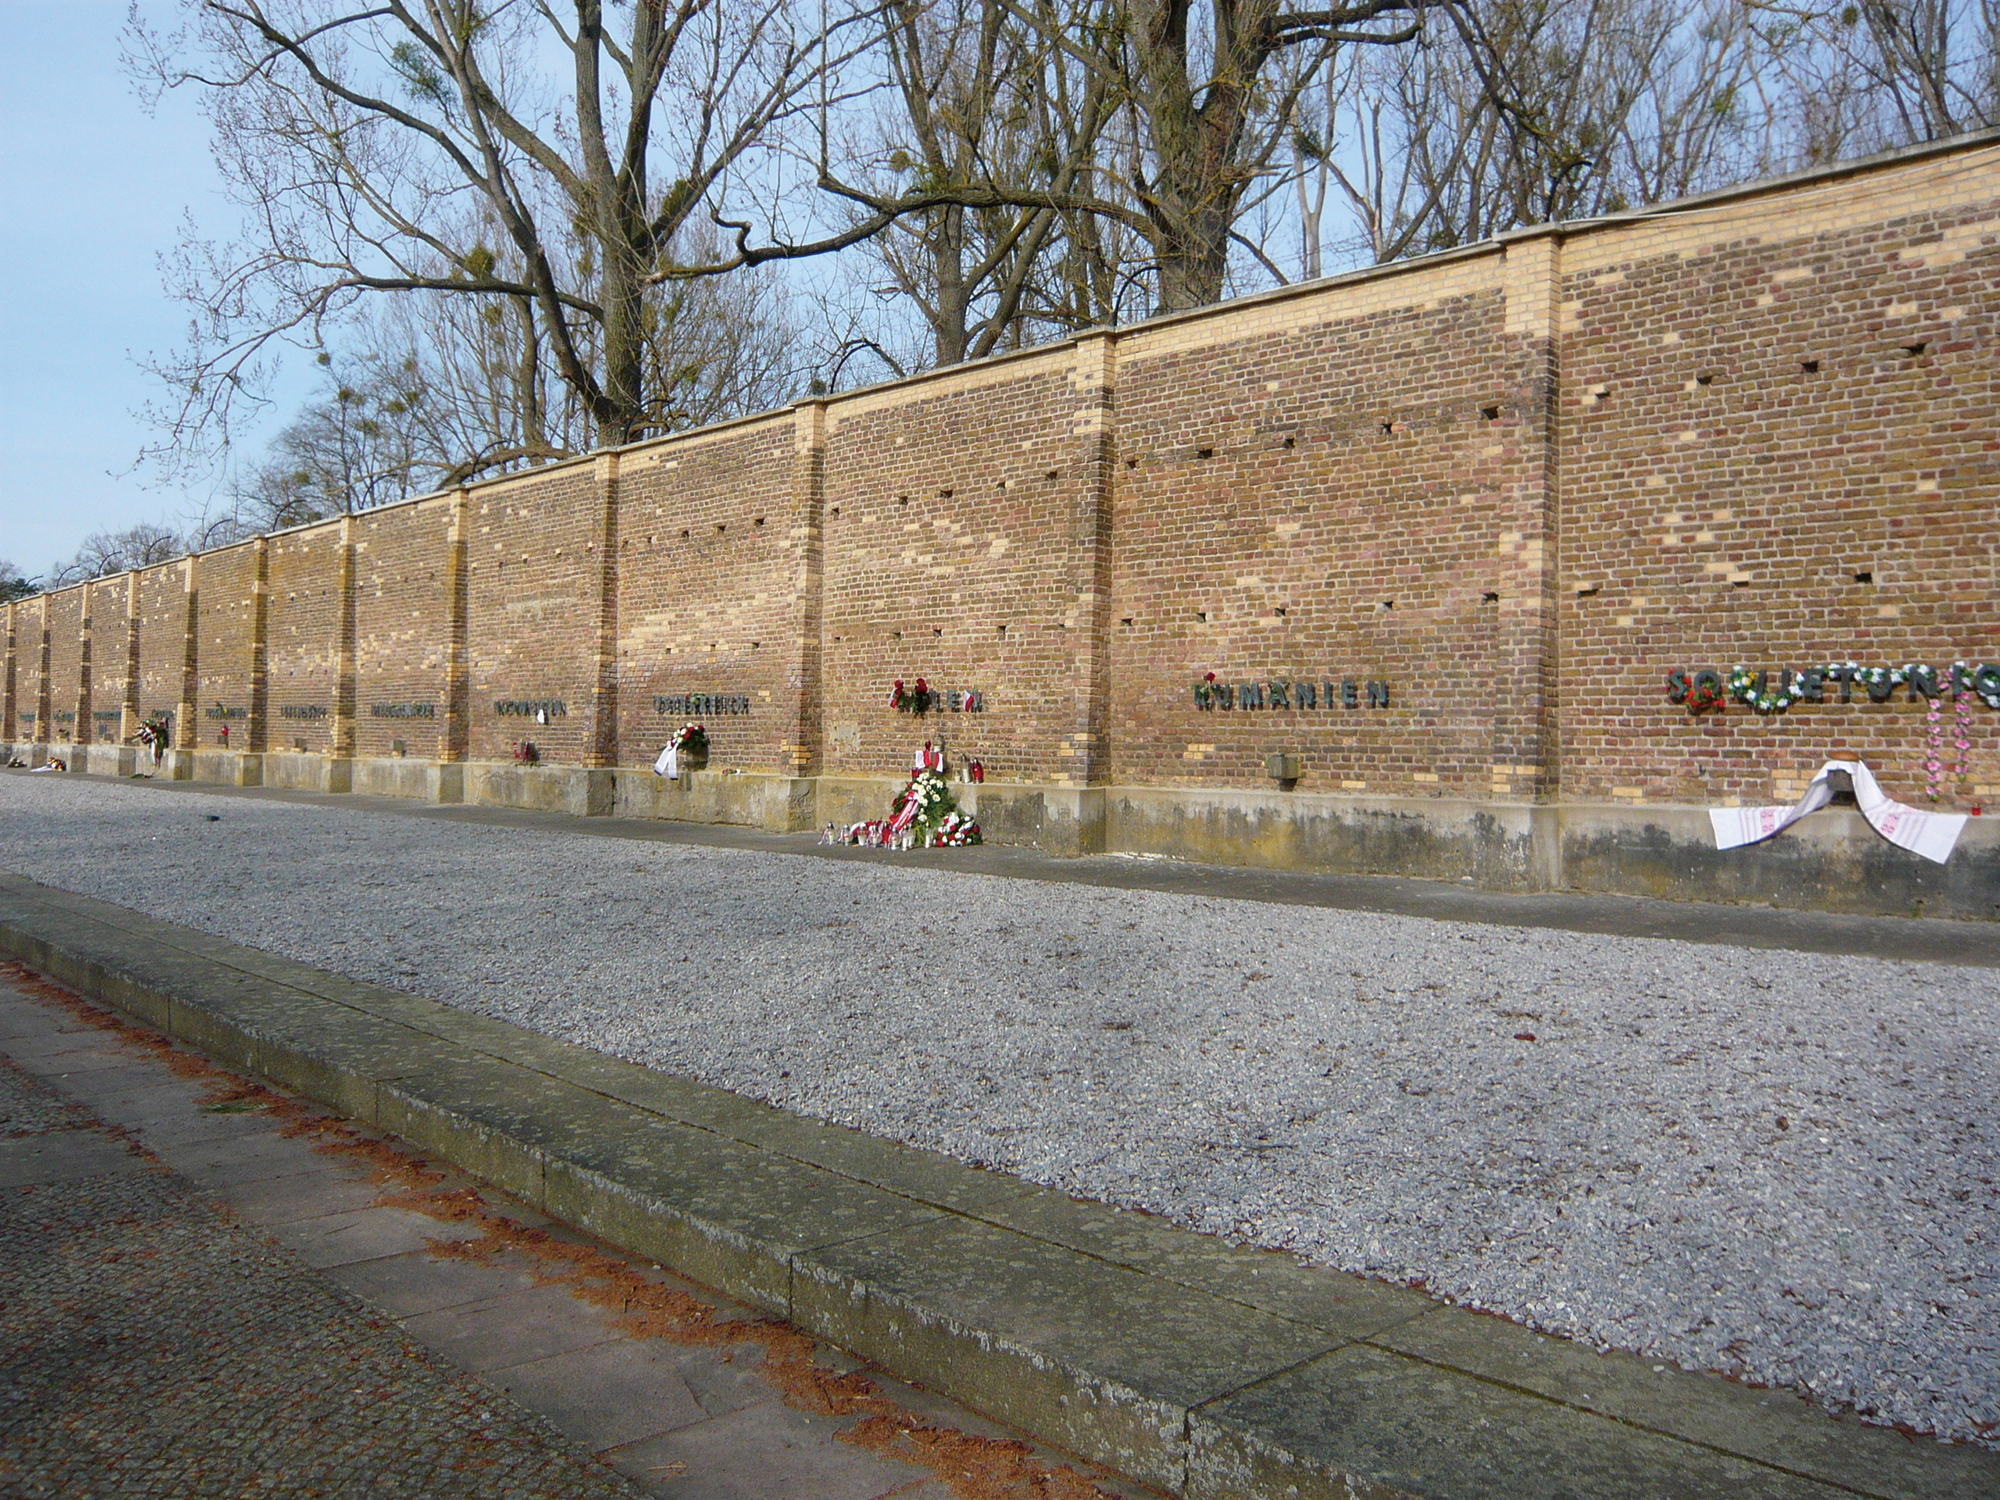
(1728, 666, 1811, 716)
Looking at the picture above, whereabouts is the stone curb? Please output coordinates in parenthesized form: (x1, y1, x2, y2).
(1, 872, 1991, 1500)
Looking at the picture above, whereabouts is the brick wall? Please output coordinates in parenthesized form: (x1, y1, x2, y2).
(90, 577, 135, 745)
(614, 416, 801, 771)
(819, 348, 1094, 785)
(355, 498, 455, 759)
(135, 563, 189, 738)
(1559, 150, 2000, 811)
(464, 464, 606, 765)
(266, 523, 345, 755)
(1108, 266, 1540, 798)
(192, 543, 261, 749)
(14, 134, 1999, 819)
(41, 588, 85, 744)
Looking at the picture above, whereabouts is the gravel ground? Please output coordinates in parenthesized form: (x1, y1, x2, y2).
(4, 774, 1996, 1447)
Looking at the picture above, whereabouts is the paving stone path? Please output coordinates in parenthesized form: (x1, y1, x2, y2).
(0, 968, 1132, 1500)
(0, 1054, 640, 1497)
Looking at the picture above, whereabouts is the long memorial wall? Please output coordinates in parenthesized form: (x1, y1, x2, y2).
(9, 133, 2000, 914)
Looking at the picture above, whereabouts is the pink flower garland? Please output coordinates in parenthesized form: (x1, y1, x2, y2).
(1956, 687, 1974, 785)
(1925, 697, 1944, 802)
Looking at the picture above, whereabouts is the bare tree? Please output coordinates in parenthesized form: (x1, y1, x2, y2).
(129, 0, 861, 474)
(0, 561, 38, 604)
(1294, 0, 1773, 269)
(673, 1, 1446, 318)
(1754, 1, 2000, 162)
(205, 236, 805, 534)
(1114, 1, 1431, 309)
(46, 525, 190, 588)
(852, 0, 1129, 363)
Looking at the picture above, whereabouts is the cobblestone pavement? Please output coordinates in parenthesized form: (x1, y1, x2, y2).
(0, 968, 1135, 1500)
(0, 1061, 642, 1498)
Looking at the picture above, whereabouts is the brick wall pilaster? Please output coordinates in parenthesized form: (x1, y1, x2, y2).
(331, 518, 357, 759)
(1497, 234, 1564, 804)
(442, 488, 471, 762)
(175, 557, 199, 751)
(786, 400, 828, 776)
(120, 572, 141, 744)
(1056, 331, 1118, 788)
(74, 581, 94, 749)
(584, 455, 620, 769)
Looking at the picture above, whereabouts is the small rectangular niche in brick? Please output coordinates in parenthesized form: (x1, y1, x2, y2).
(1853, 569, 1874, 584)
(1196, 447, 1215, 459)
(1480, 405, 1500, 421)
(1800, 358, 1820, 373)
(1902, 340, 1928, 356)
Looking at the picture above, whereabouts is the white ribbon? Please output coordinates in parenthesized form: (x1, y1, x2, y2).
(1710, 758, 1966, 864)
(652, 744, 678, 780)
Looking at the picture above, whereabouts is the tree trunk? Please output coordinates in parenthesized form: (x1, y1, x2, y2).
(932, 205, 971, 366)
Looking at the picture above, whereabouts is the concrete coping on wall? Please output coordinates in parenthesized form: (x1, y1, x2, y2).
(1, 872, 1990, 1500)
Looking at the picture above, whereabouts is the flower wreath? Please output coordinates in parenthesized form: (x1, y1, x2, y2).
(1728, 666, 1811, 716)
(889, 678, 935, 714)
(1954, 660, 2000, 711)
(935, 810, 983, 846)
(1666, 670, 1726, 715)
(671, 722, 708, 755)
(1848, 663, 1904, 702)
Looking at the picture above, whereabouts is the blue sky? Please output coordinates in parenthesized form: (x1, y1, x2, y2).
(0, 3, 295, 577)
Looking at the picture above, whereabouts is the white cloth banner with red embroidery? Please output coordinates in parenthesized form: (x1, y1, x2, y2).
(1709, 759, 1966, 864)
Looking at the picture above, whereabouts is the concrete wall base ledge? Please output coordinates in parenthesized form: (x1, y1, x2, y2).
(15, 744, 1997, 918)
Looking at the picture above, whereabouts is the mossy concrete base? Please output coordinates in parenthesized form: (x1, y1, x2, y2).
(81, 745, 138, 777)
(24, 743, 2000, 918)
(1558, 801, 2000, 919)
(1, 873, 1988, 1500)
(463, 761, 600, 816)
(183, 750, 264, 787)
(259, 752, 352, 794)
(1108, 787, 1559, 891)
(348, 755, 466, 804)
(614, 768, 815, 832)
